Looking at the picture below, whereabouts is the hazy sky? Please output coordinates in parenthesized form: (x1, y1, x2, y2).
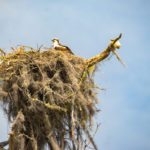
(0, 0, 150, 150)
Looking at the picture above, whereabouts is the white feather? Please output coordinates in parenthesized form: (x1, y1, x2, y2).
(52, 40, 61, 48)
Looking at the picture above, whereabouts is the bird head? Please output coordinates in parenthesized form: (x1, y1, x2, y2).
(52, 38, 59, 43)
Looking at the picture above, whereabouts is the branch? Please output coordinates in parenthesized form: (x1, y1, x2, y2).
(71, 105, 75, 140)
(84, 124, 100, 149)
(0, 140, 9, 148)
(83, 128, 98, 150)
(9, 131, 14, 150)
(86, 33, 126, 67)
(48, 136, 60, 150)
(44, 113, 60, 150)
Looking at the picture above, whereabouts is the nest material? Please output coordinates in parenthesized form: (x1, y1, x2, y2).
(0, 48, 99, 150)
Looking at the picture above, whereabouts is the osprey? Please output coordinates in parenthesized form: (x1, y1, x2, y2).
(52, 38, 74, 54)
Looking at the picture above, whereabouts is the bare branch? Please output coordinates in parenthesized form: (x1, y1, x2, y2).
(0, 140, 9, 148)
(86, 33, 125, 67)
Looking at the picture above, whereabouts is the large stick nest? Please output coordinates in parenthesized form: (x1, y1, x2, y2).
(0, 47, 99, 150)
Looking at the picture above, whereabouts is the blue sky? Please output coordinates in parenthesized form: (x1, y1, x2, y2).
(0, 0, 150, 149)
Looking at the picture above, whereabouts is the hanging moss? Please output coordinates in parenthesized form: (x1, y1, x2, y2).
(0, 47, 99, 150)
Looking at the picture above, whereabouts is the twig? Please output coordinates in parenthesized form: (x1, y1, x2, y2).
(0, 140, 9, 148)
(113, 50, 126, 67)
(83, 128, 98, 150)
(10, 47, 16, 51)
(48, 137, 60, 150)
(85, 124, 100, 148)
(71, 105, 75, 140)
(76, 120, 98, 150)
(44, 113, 60, 150)
(0, 48, 6, 56)
(9, 131, 14, 150)
(17, 45, 33, 50)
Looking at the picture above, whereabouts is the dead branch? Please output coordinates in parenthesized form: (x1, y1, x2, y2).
(9, 131, 14, 150)
(86, 33, 125, 67)
(0, 140, 9, 148)
(84, 124, 100, 149)
(48, 137, 60, 150)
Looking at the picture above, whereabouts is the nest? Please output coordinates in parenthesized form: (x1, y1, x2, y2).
(0, 47, 99, 150)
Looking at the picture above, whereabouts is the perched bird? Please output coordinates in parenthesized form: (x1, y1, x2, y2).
(52, 38, 74, 54)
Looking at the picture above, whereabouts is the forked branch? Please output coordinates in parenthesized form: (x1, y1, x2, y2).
(86, 33, 126, 67)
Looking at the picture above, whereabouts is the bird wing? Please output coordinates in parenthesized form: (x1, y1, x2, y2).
(55, 45, 74, 54)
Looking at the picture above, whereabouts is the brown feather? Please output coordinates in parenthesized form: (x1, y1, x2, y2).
(55, 46, 74, 54)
